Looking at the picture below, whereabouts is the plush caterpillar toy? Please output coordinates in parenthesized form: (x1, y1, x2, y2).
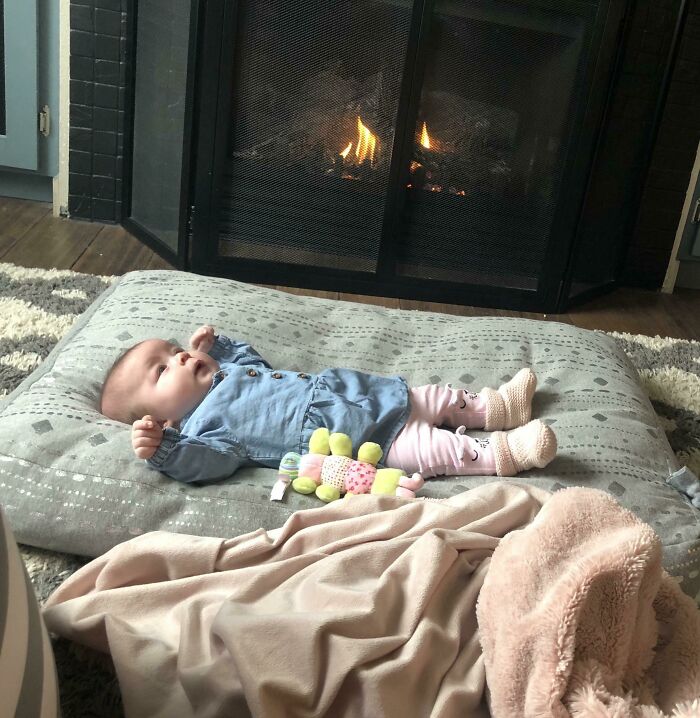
(270, 427, 423, 503)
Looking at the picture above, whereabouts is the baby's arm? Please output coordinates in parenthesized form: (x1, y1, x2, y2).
(149, 428, 247, 483)
(132, 415, 246, 483)
(132, 415, 245, 483)
(191, 325, 271, 368)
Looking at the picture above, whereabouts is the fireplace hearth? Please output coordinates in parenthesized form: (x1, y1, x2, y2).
(126, 0, 631, 312)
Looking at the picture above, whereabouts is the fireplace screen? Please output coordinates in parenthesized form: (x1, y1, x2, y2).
(169, 0, 618, 309)
(400, 1, 586, 290)
(218, 0, 413, 272)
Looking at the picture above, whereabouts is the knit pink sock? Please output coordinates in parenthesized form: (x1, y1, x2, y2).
(491, 419, 557, 476)
(482, 368, 537, 431)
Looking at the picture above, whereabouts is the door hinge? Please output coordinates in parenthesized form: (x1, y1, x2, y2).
(187, 205, 195, 235)
(38, 105, 51, 137)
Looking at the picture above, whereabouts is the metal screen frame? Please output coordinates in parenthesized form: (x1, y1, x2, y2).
(186, 0, 626, 312)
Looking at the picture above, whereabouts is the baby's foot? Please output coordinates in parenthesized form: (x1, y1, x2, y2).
(483, 368, 537, 431)
(492, 419, 557, 476)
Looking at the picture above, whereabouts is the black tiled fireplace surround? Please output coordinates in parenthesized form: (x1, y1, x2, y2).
(68, 0, 127, 223)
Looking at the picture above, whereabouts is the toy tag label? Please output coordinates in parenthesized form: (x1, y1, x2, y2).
(270, 480, 288, 502)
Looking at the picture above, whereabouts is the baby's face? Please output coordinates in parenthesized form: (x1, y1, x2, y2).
(119, 339, 220, 423)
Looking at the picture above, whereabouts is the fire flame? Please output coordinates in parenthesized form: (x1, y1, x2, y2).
(420, 122, 431, 149)
(355, 116, 377, 165)
(340, 142, 352, 159)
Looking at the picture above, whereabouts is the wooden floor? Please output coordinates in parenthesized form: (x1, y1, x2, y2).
(1, 197, 699, 340)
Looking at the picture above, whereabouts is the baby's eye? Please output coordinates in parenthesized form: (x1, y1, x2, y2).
(157, 365, 166, 376)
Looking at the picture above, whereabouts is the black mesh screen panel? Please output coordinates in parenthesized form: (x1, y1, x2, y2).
(218, 1, 413, 272)
(399, 0, 589, 290)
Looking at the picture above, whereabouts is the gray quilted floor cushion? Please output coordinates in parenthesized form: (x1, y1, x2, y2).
(0, 270, 698, 599)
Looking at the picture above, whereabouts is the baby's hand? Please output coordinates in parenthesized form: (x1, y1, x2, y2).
(132, 415, 164, 460)
(190, 325, 215, 353)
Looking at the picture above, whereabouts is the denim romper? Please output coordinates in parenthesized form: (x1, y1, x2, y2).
(147, 335, 410, 484)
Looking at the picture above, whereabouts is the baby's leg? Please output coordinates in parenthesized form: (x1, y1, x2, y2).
(386, 418, 556, 478)
(386, 420, 495, 476)
(409, 368, 537, 431)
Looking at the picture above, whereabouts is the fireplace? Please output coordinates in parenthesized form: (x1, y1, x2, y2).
(126, 0, 629, 312)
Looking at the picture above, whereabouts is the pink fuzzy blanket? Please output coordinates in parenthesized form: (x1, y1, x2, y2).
(43, 483, 700, 717)
(478, 487, 700, 717)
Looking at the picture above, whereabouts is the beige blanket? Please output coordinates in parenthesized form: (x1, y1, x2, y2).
(43, 482, 548, 718)
(43, 483, 700, 717)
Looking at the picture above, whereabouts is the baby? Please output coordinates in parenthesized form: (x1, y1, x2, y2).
(100, 325, 557, 484)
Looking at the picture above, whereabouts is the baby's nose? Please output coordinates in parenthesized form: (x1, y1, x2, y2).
(173, 350, 190, 365)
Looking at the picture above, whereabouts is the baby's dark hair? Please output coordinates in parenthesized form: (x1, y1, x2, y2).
(99, 341, 147, 423)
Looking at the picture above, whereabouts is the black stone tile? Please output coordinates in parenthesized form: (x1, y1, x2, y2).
(93, 106, 118, 132)
(70, 55, 94, 82)
(93, 153, 116, 177)
(95, 8, 121, 36)
(93, 130, 117, 155)
(70, 79, 93, 106)
(95, 34, 121, 61)
(69, 127, 92, 153)
(68, 0, 132, 220)
(95, 59, 120, 84)
(70, 149, 92, 175)
(93, 199, 116, 222)
(93, 82, 119, 109)
(68, 194, 92, 219)
(71, 29, 95, 58)
(70, 172, 93, 196)
(70, 103, 93, 128)
(92, 175, 116, 200)
(70, 4, 93, 32)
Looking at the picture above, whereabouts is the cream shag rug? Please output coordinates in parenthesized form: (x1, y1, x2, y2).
(1, 262, 698, 717)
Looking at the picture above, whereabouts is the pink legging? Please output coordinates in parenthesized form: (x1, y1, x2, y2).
(385, 384, 496, 478)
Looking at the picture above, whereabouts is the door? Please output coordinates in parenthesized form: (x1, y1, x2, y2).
(0, 0, 38, 170)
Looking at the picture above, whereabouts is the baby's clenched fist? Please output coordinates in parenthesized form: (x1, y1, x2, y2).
(132, 415, 164, 459)
(190, 325, 215, 354)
